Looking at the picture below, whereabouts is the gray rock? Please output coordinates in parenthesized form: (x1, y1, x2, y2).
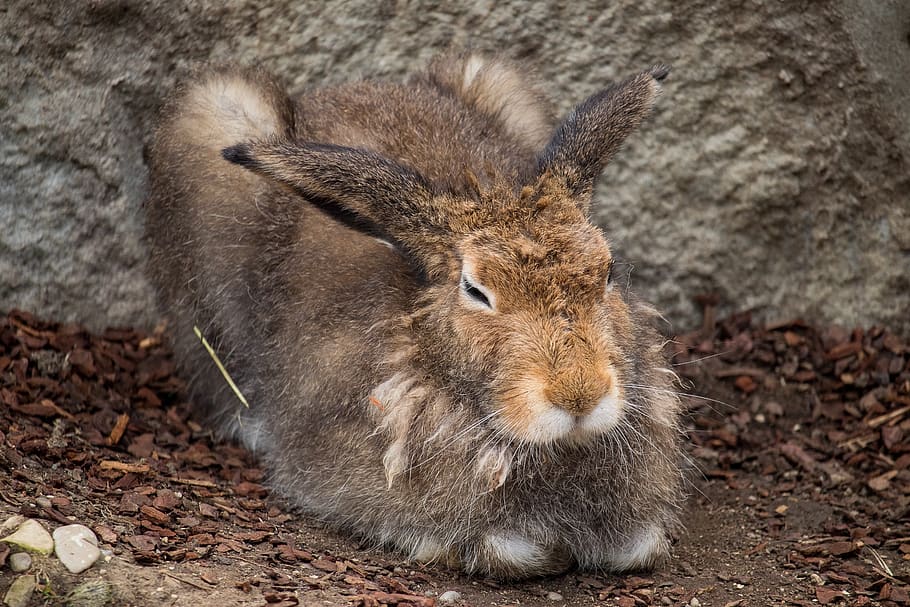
(2, 575, 35, 607)
(2, 2, 910, 334)
(53, 524, 101, 574)
(0, 519, 54, 555)
(546, 591, 564, 601)
(438, 590, 462, 604)
(7, 552, 31, 573)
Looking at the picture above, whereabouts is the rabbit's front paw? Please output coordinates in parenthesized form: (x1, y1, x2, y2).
(604, 523, 669, 571)
(464, 531, 571, 578)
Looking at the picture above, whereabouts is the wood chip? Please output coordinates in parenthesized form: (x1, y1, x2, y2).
(140, 504, 170, 524)
(107, 413, 130, 445)
(815, 587, 847, 605)
(167, 477, 218, 488)
(868, 470, 898, 492)
(99, 460, 150, 474)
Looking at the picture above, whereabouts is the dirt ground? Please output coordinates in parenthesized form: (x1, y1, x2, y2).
(1, 308, 908, 607)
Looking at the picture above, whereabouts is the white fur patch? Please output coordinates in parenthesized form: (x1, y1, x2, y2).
(371, 372, 426, 486)
(475, 445, 513, 491)
(608, 524, 667, 571)
(207, 78, 280, 139)
(456, 56, 552, 149)
(483, 532, 545, 570)
(576, 390, 623, 438)
(425, 411, 454, 444)
(236, 416, 267, 453)
(409, 536, 446, 562)
(382, 440, 408, 489)
(519, 398, 575, 443)
(462, 55, 485, 88)
(372, 372, 418, 423)
(507, 382, 624, 444)
(182, 75, 283, 149)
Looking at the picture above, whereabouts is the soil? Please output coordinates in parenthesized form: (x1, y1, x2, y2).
(0, 308, 908, 607)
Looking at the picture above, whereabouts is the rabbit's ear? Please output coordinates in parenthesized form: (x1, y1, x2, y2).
(223, 140, 450, 271)
(537, 66, 668, 205)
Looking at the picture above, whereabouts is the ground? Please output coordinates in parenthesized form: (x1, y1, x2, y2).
(0, 309, 908, 607)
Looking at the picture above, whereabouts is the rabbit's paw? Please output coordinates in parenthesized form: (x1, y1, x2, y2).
(604, 523, 669, 571)
(466, 531, 571, 578)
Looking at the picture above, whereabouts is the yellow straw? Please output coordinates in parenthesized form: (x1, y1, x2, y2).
(193, 325, 250, 408)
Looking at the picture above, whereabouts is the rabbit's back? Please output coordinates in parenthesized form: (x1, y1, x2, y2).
(296, 54, 555, 193)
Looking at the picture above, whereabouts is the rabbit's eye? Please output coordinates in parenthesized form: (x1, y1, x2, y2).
(461, 276, 493, 310)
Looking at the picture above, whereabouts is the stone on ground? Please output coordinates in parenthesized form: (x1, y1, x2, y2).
(53, 524, 101, 574)
(2, 575, 36, 607)
(0, 518, 54, 555)
(8, 552, 31, 573)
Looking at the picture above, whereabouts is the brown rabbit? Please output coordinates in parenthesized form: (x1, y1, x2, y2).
(144, 51, 684, 579)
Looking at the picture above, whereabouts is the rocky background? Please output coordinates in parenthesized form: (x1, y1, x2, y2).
(2, 0, 908, 334)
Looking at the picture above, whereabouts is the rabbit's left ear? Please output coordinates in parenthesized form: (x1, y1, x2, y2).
(222, 141, 464, 279)
(223, 141, 434, 234)
(536, 66, 668, 207)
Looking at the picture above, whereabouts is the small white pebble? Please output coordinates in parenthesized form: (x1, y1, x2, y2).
(53, 524, 101, 574)
(547, 591, 564, 601)
(689, 598, 701, 607)
(438, 590, 462, 604)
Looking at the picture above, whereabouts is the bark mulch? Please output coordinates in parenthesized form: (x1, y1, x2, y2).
(1, 308, 908, 606)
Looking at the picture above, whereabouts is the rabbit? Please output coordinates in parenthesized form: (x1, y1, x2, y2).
(144, 50, 684, 579)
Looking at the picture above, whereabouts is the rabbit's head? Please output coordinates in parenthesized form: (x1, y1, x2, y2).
(223, 66, 670, 446)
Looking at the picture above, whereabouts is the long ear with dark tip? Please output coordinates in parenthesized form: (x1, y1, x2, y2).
(537, 65, 669, 204)
(222, 140, 465, 278)
(222, 141, 434, 231)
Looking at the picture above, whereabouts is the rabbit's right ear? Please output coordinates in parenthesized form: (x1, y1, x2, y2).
(223, 141, 455, 276)
(537, 66, 669, 208)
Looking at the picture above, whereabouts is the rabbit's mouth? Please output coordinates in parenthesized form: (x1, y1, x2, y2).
(497, 382, 625, 444)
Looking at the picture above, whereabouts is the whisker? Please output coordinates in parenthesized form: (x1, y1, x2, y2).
(671, 350, 734, 366)
(621, 384, 736, 411)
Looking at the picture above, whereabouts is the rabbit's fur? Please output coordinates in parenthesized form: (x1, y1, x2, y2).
(145, 51, 684, 579)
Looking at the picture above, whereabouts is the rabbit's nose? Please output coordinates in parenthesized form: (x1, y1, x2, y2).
(544, 372, 613, 417)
